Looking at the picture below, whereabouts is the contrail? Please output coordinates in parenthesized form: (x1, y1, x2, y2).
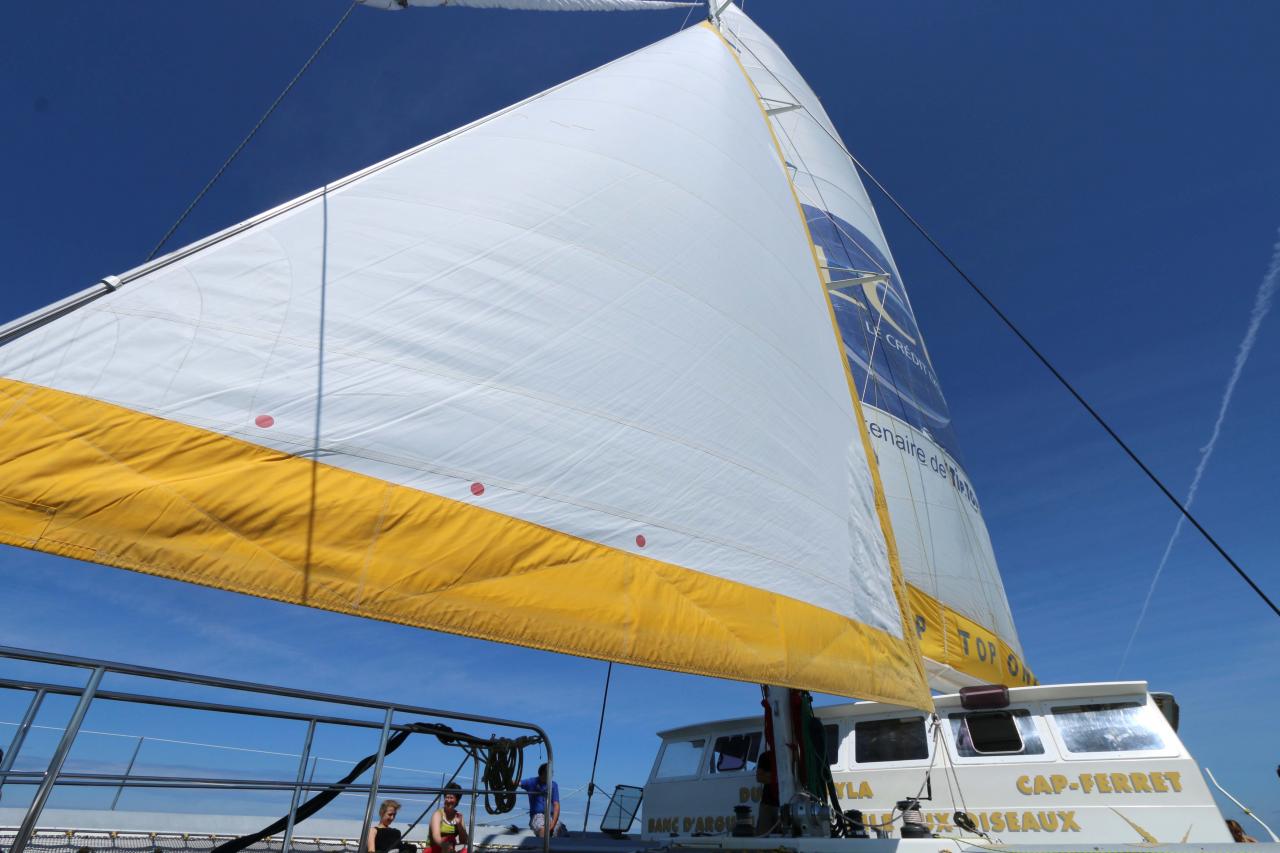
(1117, 228, 1280, 675)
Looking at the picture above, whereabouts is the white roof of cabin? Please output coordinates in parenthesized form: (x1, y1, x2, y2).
(655, 681, 1153, 739)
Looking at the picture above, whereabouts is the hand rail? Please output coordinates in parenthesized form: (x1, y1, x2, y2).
(0, 645, 551, 853)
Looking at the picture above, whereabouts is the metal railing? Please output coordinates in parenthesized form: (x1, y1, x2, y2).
(0, 645, 552, 853)
(2, 827, 366, 853)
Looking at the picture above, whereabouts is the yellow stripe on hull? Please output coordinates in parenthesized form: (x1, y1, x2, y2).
(0, 378, 928, 706)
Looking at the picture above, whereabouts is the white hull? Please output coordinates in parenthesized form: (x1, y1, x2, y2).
(654, 837, 1259, 853)
(1, 681, 1264, 853)
(643, 681, 1244, 846)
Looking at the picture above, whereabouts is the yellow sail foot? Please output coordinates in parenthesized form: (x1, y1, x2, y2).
(0, 378, 929, 707)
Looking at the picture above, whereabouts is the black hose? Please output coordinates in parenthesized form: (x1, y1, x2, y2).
(209, 723, 541, 853)
(210, 728, 413, 853)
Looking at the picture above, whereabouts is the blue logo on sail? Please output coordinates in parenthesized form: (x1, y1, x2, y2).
(804, 205, 960, 460)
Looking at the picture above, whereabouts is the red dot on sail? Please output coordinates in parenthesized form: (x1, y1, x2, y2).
(635, 534, 646, 548)
(470, 482, 485, 496)
(255, 415, 274, 428)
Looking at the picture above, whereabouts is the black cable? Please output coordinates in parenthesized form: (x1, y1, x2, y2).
(400, 753, 471, 839)
(726, 29, 1278, 620)
(209, 722, 539, 853)
(426, 725, 533, 814)
(145, 1, 359, 263)
(846, 153, 1278, 619)
(581, 661, 614, 832)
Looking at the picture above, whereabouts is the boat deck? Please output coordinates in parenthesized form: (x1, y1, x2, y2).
(4, 826, 1264, 853)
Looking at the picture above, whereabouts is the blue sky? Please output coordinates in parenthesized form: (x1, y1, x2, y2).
(1, 0, 1278, 835)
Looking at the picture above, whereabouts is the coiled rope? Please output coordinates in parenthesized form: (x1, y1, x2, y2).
(480, 737, 525, 814)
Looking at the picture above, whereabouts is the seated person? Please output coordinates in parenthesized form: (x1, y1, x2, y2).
(519, 763, 562, 838)
(368, 799, 408, 853)
(430, 783, 471, 853)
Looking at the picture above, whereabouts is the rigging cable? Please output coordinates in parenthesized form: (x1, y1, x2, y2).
(844, 150, 1278, 619)
(145, 1, 360, 263)
(725, 30, 1279, 620)
(401, 752, 472, 839)
(936, 716, 992, 842)
(676, 0, 697, 32)
(839, 718, 944, 835)
(581, 661, 614, 832)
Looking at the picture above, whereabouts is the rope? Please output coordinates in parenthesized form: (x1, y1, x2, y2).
(935, 717, 993, 843)
(479, 737, 525, 814)
(726, 31, 1277, 619)
(144, 1, 359, 263)
(419, 723, 534, 814)
(830, 716, 960, 840)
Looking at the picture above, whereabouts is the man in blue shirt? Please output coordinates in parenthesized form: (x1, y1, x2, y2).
(518, 763, 561, 837)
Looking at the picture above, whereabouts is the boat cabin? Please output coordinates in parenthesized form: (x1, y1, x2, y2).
(642, 682, 1230, 844)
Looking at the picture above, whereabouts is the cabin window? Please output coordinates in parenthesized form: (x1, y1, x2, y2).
(655, 738, 705, 778)
(1051, 702, 1166, 754)
(710, 732, 762, 773)
(822, 723, 839, 767)
(853, 717, 928, 763)
(949, 710, 1043, 756)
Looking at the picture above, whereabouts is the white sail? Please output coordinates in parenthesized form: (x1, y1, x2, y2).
(719, 5, 1032, 690)
(0, 19, 929, 707)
